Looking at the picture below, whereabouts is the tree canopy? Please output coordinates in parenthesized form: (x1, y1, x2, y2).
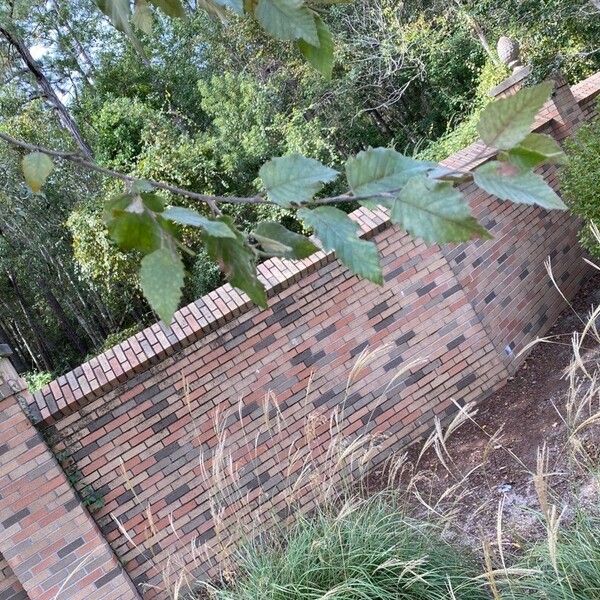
(1, 0, 599, 376)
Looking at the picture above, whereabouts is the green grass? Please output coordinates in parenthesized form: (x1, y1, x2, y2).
(214, 494, 489, 600)
(506, 511, 600, 600)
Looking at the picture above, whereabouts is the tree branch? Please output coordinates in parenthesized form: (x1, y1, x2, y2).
(0, 24, 94, 159)
(0, 132, 475, 214)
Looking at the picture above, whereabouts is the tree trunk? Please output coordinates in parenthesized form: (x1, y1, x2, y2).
(5, 315, 41, 371)
(0, 25, 94, 158)
(366, 106, 394, 138)
(42, 284, 89, 356)
(51, 0, 97, 85)
(452, 1, 499, 64)
(6, 271, 53, 371)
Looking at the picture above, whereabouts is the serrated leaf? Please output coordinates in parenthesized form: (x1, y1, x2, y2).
(203, 216, 267, 307)
(97, 0, 132, 33)
(390, 177, 491, 244)
(507, 133, 566, 169)
(133, 0, 153, 33)
(106, 211, 162, 254)
(474, 161, 566, 210)
(297, 15, 334, 78)
(131, 179, 155, 194)
(298, 206, 382, 284)
(477, 82, 553, 150)
(164, 206, 236, 238)
(255, 0, 318, 45)
(104, 194, 163, 254)
(197, 0, 230, 20)
(260, 154, 338, 207)
(140, 248, 185, 323)
(346, 148, 434, 203)
(148, 0, 185, 16)
(253, 221, 318, 259)
(22, 152, 53, 193)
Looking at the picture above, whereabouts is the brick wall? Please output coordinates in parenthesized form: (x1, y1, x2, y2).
(0, 358, 141, 600)
(2, 73, 598, 599)
(1, 553, 27, 600)
(39, 226, 513, 597)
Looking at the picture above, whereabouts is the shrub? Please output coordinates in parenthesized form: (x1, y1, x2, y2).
(561, 107, 600, 258)
(418, 60, 509, 162)
(23, 370, 53, 392)
(100, 323, 144, 352)
(191, 247, 223, 299)
(215, 494, 488, 600)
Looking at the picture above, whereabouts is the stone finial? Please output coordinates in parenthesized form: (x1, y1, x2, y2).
(497, 36, 522, 71)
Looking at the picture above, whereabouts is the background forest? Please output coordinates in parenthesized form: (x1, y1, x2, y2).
(1, 0, 600, 380)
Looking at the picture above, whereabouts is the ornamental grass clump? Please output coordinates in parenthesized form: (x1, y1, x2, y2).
(214, 493, 488, 600)
(507, 511, 600, 600)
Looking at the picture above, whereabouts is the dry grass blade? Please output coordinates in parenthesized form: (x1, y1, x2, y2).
(533, 443, 551, 518)
(546, 504, 566, 576)
(482, 539, 501, 600)
(345, 343, 391, 395)
(53, 549, 100, 600)
(545, 257, 587, 329)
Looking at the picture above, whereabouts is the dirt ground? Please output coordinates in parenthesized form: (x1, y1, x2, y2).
(385, 271, 600, 547)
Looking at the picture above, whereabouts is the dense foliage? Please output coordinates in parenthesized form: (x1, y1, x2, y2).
(561, 102, 600, 257)
(1, 0, 600, 375)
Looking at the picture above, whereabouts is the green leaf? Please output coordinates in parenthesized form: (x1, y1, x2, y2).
(298, 206, 382, 284)
(96, 0, 132, 32)
(297, 15, 334, 78)
(140, 248, 185, 323)
(259, 154, 338, 207)
(474, 161, 566, 210)
(213, 0, 244, 14)
(131, 179, 155, 194)
(139, 192, 164, 212)
(133, 0, 154, 33)
(104, 194, 163, 254)
(164, 206, 236, 238)
(346, 148, 434, 203)
(255, 0, 318, 45)
(390, 177, 491, 244)
(106, 211, 162, 254)
(203, 216, 267, 307)
(477, 82, 553, 150)
(253, 221, 318, 259)
(506, 133, 566, 169)
(22, 152, 53, 193)
(148, 0, 186, 17)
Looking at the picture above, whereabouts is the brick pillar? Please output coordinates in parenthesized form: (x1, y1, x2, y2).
(0, 352, 141, 600)
(548, 72, 585, 141)
(489, 65, 532, 99)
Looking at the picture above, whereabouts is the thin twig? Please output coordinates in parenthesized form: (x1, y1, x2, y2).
(0, 132, 475, 213)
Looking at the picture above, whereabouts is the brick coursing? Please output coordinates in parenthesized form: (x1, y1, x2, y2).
(0, 365, 141, 600)
(1, 73, 597, 599)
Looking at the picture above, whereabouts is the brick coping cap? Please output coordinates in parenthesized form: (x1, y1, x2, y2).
(30, 73, 600, 426)
(489, 66, 532, 97)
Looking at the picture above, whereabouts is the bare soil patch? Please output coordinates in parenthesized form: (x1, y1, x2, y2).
(374, 271, 600, 545)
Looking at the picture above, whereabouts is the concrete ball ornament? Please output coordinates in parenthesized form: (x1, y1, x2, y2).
(497, 36, 522, 70)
